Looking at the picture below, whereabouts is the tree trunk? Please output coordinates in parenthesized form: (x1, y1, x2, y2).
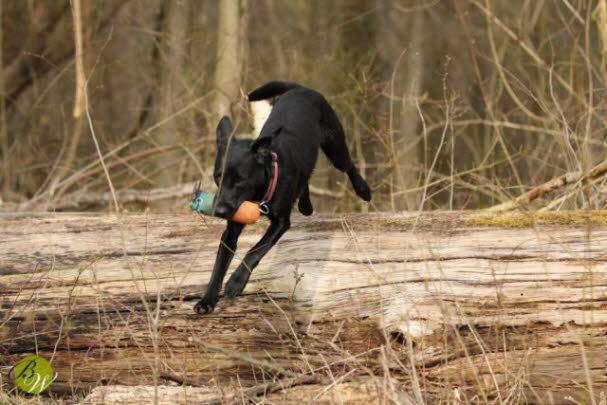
(212, 0, 245, 126)
(596, 0, 607, 87)
(377, 0, 423, 211)
(396, 10, 424, 211)
(151, 1, 191, 211)
(1, 211, 606, 403)
(0, 0, 9, 198)
(47, 0, 90, 202)
(301, 0, 339, 213)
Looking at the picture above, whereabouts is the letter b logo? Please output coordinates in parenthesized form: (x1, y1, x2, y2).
(11, 355, 56, 394)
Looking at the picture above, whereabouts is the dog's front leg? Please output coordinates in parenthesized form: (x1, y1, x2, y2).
(224, 218, 290, 298)
(194, 221, 244, 314)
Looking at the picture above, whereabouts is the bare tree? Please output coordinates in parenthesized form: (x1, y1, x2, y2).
(49, 0, 88, 198)
(0, 0, 9, 197)
(396, 8, 424, 211)
(377, 0, 423, 211)
(152, 0, 191, 210)
(212, 0, 246, 126)
(596, 0, 607, 85)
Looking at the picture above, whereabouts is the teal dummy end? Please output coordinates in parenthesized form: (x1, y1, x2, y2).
(190, 191, 215, 216)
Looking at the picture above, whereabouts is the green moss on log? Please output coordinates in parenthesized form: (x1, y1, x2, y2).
(463, 210, 607, 228)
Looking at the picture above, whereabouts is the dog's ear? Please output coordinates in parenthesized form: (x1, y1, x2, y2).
(216, 116, 233, 154)
(251, 136, 272, 164)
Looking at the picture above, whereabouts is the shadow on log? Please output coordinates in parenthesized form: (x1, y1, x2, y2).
(1, 212, 606, 403)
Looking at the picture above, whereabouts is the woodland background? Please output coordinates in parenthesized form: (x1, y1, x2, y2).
(0, 0, 606, 213)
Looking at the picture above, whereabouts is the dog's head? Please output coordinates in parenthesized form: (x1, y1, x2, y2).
(213, 116, 271, 218)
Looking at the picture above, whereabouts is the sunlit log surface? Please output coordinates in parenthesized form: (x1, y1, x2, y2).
(1, 212, 606, 403)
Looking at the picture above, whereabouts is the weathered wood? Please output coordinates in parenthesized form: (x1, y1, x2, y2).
(1, 212, 607, 403)
(80, 377, 408, 405)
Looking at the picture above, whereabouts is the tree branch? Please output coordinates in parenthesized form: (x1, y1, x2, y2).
(487, 159, 607, 212)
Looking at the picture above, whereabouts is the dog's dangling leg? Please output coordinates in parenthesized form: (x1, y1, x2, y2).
(320, 135, 372, 202)
(318, 99, 372, 202)
(346, 167, 372, 202)
(224, 218, 291, 298)
(298, 185, 313, 216)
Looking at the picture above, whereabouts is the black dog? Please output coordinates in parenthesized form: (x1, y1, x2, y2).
(194, 81, 371, 314)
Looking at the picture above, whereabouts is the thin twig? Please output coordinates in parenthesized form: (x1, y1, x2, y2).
(486, 171, 582, 212)
(83, 75, 119, 212)
(205, 375, 322, 405)
(189, 337, 297, 378)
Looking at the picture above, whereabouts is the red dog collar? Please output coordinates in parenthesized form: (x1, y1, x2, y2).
(259, 152, 278, 214)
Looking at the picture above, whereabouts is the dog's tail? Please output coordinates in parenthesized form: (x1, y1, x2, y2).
(248, 81, 301, 101)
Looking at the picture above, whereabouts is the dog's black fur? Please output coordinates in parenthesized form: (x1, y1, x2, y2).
(194, 81, 371, 314)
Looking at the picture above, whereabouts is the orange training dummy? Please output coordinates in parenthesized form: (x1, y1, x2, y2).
(190, 190, 261, 225)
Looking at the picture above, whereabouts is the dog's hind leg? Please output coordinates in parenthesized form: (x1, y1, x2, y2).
(319, 101, 372, 202)
(320, 130, 372, 202)
(346, 166, 372, 202)
(298, 185, 313, 216)
(194, 221, 244, 314)
(224, 218, 290, 298)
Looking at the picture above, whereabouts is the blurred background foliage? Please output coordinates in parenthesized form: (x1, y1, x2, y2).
(0, 0, 605, 213)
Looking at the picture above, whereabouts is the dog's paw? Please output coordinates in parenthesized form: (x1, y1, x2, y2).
(194, 296, 218, 315)
(224, 268, 250, 298)
(350, 172, 372, 202)
(356, 183, 372, 202)
(298, 198, 313, 216)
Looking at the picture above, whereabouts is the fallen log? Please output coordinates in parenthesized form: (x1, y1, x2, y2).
(1, 211, 607, 403)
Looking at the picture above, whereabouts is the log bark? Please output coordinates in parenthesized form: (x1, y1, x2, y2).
(1, 211, 607, 403)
